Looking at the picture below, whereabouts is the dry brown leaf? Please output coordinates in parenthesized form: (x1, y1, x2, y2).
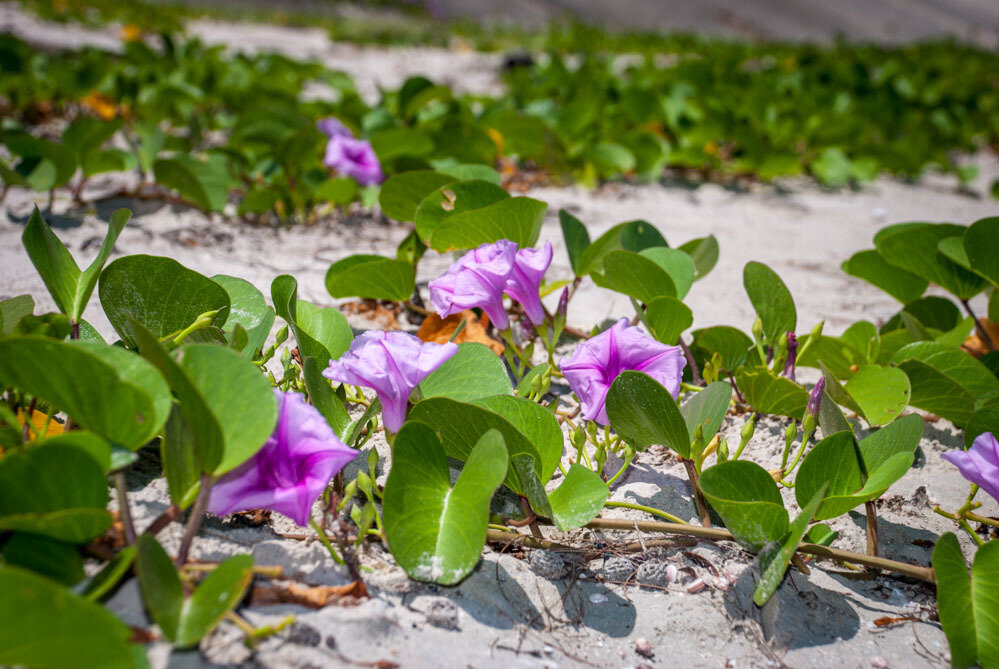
(962, 319, 999, 357)
(339, 299, 401, 330)
(249, 580, 368, 608)
(417, 310, 504, 355)
(14, 409, 64, 441)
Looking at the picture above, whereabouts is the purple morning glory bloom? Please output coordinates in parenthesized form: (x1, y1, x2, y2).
(560, 318, 686, 425)
(323, 135, 384, 186)
(207, 390, 357, 527)
(317, 117, 353, 139)
(323, 330, 457, 433)
(505, 241, 553, 326)
(942, 432, 999, 502)
(429, 240, 517, 330)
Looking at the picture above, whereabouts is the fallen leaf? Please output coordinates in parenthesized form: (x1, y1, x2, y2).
(249, 580, 368, 608)
(962, 319, 999, 357)
(340, 299, 401, 330)
(873, 615, 920, 628)
(80, 91, 118, 121)
(15, 409, 64, 441)
(417, 310, 504, 355)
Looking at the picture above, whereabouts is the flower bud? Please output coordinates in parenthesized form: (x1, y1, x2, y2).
(752, 317, 764, 343)
(740, 415, 756, 444)
(356, 470, 373, 496)
(555, 286, 568, 325)
(783, 332, 798, 381)
(807, 377, 825, 419)
(784, 421, 797, 450)
(691, 423, 706, 462)
(571, 425, 587, 450)
(717, 436, 730, 462)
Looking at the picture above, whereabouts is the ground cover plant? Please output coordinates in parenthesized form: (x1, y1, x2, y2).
(1, 171, 998, 666)
(2, 21, 998, 223)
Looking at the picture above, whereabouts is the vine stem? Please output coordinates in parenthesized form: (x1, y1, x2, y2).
(603, 500, 686, 524)
(865, 501, 880, 557)
(678, 337, 704, 386)
(962, 299, 994, 351)
(680, 457, 712, 527)
(177, 473, 212, 566)
(114, 471, 137, 545)
(559, 517, 935, 582)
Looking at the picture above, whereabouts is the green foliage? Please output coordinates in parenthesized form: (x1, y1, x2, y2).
(606, 371, 690, 456)
(418, 342, 513, 402)
(933, 535, 999, 669)
(325, 254, 415, 302)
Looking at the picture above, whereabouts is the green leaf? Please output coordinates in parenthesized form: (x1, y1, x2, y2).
(587, 142, 635, 173)
(546, 464, 609, 531)
(74, 208, 130, 323)
(744, 261, 797, 344)
(606, 370, 690, 457)
(0, 443, 110, 542)
(414, 179, 509, 242)
(135, 121, 165, 173)
(34, 431, 112, 472)
(370, 126, 434, 161)
(804, 523, 839, 547)
(964, 216, 999, 287)
(644, 296, 693, 345)
(883, 296, 962, 333)
(176, 554, 254, 648)
(2, 533, 84, 585)
(378, 171, 456, 222)
(892, 341, 999, 426)
(692, 326, 754, 371)
(325, 254, 415, 302)
(874, 222, 988, 300)
(21, 207, 79, 317)
(303, 356, 351, 440)
(435, 163, 501, 184)
(680, 381, 732, 444)
(932, 533, 977, 669)
(678, 235, 719, 281)
(843, 365, 911, 426)
(160, 406, 201, 509)
(811, 147, 851, 186)
(418, 342, 512, 402)
(753, 483, 826, 606)
(153, 155, 230, 212)
(99, 254, 230, 348)
(576, 220, 668, 277)
(428, 196, 547, 252)
(135, 534, 183, 641)
(0, 336, 170, 450)
(700, 460, 788, 551)
(0, 566, 133, 669)
(592, 250, 677, 302)
(559, 209, 591, 276)
(4, 130, 76, 191)
(471, 395, 563, 485)
(639, 247, 695, 299)
(383, 424, 507, 585)
(0, 294, 34, 334)
(82, 545, 135, 602)
(966, 403, 999, 449)
(211, 274, 267, 339)
(316, 177, 358, 205)
(737, 369, 808, 418)
(272, 274, 353, 368)
(841, 249, 928, 303)
(971, 540, 999, 668)
(817, 388, 853, 438)
(857, 413, 924, 473)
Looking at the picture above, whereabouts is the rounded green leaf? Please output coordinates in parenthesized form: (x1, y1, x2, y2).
(418, 342, 512, 402)
(325, 254, 416, 302)
(964, 216, 999, 287)
(176, 553, 254, 648)
(0, 336, 169, 450)
(370, 127, 434, 161)
(383, 424, 508, 585)
(0, 566, 134, 669)
(841, 249, 928, 304)
(2, 533, 85, 585)
(576, 219, 667, 277)
(744, 261, 797, 344)
(592, 250, 677, 302)
(414, 179, 509, 242)
(692, 326, 754, 371)
(753, 484, 826, 606)
(699, 460, 789, 551)
(428, 196, 547, 252)
(932, 533, 977, 669)
(971, 540, 999, 667)
(874, 222, 988, 300)
(153, 155, 230, 212)
(0, 444, 111, 542)
(212, 275, 267, 335)
(135, 534, 183, 641)
(645, 296, 693, 345)
(680, 381, 732, 444)
(378, 170, 457, 222)
(678, 235, 720, 281)
(99, 255, 230, 348)
(843, 365, 911, 426)
(471, 395, 563, 485)
(546, 464, 609, 531)
(639, 247, 695, 299)
(892, 341, 999, 426)
(559, 209, 591, 277)
(606, 370, 690, 457)
(736, 369, 808, 419)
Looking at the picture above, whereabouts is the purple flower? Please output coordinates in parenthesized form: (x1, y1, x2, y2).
(942, 432, 999, 502)
(323, 135, 383, 186)
(560, 318, 686, 425)
(317, 117, 353, 139)
(323, 331, 457, 433)
(806, 376, 825, 419)
(505, 242, 553, 326)
(207, 390, 357, 527)
(783, 332, 798, 381)
(429, 241, 517, 330)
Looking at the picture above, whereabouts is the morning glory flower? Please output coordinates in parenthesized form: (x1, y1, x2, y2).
(207, 390, 357, 527)
(429, 240, 518, 330)
(317, 116, 383, 186)
(560, 318, 686, 425)
(429, 240, 553, 331)
(323, 330, 457, 433)
(941, 432, 999, 502)
(505, 241, 553, 326)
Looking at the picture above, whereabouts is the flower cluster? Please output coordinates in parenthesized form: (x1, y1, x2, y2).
(317, 117, 383, 186)
(207, 389, 357, 527)
(429, 239, 553, 331)
(560, 318, 686, 425)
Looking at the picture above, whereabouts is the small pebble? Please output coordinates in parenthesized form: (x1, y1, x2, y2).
(686, 577, 706, 594)
(285, 622, 321, 647)
(324, 635, 337, 650)
(712, 576, 730, 591)
(589, 592, 608, 604)
(871, 656, 890, 668)
(635, 637, 654, 658)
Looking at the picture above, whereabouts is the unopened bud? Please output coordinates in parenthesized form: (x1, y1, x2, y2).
(784, 421, 797, 450)
(275, 325, 289, 345)
(356, 470, 372, 495)
(807, 377, 826, 419)
(571, 425, 587, 450)
(556, 286, 568, 322)
(717, 436, 730, 462)
(752, 317, 764, 342)
(783, 332, 798, 381)
(741, 415, 756, 443)
(691, 423, 706, 461)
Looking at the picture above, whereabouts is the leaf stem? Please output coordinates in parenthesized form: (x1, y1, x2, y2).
(865, 500, 879, 556)
(678, 337, 704, 386)
(309, 517, 346, 565)
(603, 500, 687, 524)
(177, 473, 211, 566)
(114, 471, 137, 545)
(680, 457, 712, 527)
(604, 450, 634, 487)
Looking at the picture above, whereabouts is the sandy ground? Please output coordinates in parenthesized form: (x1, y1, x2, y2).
(3, 7, 999, 669)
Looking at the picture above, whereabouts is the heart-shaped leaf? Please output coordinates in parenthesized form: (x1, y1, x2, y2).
(383, 424, 508, 585)
(0, 566, 133, 669)
(415, 179, 509, 242)
(428, 196, 547, 252)
(0, 444, 111, 542)
(744, 261, 797, 344)
(325, 254, 415, 302)
(417, 342, 512, 402)
(700, 460, 788, 551)
(736, 369, 808, 418)
(99, 254, 230, 348)
(892, 341, 999, 426)
(378, 170, 457, 222)
(639, 247, 695, 299)
(681, 381, 732, 444)
(842, 365, 911, 426)
(841, 249, 928, 304)
(692, 326, 754, 371)
(606, 370, 690, 457)
(0, 336, 170, 450)
(559, 209, 591, 276)
(874, 222, 988, 300)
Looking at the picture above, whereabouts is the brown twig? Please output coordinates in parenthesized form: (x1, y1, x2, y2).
(143, 504, 181, 536)
(177, 474, 211, 566)
(114, 471, 137, 545)
(866, 500, 880, 557)
(962, 299, 994, 351)
(680, 457, 712, 527)
(678, 337, 704, 386)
